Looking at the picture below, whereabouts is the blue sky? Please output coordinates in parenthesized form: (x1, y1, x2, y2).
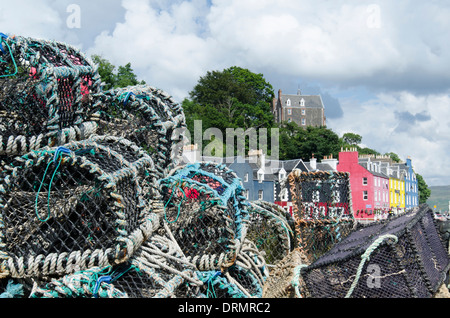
(1, 0, 450, 186)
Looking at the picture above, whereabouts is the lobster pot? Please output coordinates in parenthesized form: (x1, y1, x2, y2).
(91, 84, 186, 178)
(246, 201, 295, 266)
(29, 232, 203, 298)
(300, 205, 450, 298)
(0, 138, 157, 279)
(159, 162, 249, 272)
(288, 169, 355, 262)
(0, 34, 101, 156)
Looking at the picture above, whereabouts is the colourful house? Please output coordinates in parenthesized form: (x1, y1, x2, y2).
(337, 148, 381, 220)
(358, 156, 390, 217)
(388, 165, 406, 213)
(393, 157, 419, 210)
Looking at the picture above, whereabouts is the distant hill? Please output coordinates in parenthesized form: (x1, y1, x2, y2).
(427, 185, 450, 212)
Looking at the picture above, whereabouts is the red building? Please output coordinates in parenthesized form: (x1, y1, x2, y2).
(337, 148, 389, 220)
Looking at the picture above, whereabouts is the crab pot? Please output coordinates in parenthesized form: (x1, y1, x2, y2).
(0, 138, 157, 279)
(288, 170, 355, 262)
(158, 162, 249, 271)
(29, 231, 203, 298)
(91, 84, 186, 178)
(300, 205, 450, 298)
(0, 35, 101, 157)
(246, 200, 295, 266)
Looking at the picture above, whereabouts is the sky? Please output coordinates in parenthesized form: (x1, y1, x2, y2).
(1, 0, 450, 186)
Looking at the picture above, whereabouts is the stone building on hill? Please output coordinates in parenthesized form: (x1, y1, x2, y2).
(272, 88, 326, 127)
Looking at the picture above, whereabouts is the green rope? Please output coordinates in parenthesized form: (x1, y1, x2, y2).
(0, 38, 18, 78)
(35, 159, 62, 222)
(34, 150, 70, 222)
(345, 234, 398, 298)
(291, 264, 308, 298)
(163, 183, 186, 224)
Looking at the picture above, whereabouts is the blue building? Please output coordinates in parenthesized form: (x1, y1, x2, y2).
(394, 156, 419, 210)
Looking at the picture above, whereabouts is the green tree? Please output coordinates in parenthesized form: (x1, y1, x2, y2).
(278, 123, 340, 161)
(385, 152, 401, 163)
(187, 66, 274, 131)
(184, 66, 275, 156)
(91, 55, 145, 89)
(92, 55, 116, 90)
(342, 132, 362, 145)
(416, 173, 431, 204)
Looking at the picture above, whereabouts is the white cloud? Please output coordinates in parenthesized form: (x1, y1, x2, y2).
(2, 0, 450, 186)
(328, 92, 450, 186)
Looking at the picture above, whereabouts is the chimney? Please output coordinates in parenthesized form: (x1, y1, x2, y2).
(310, 154, 317, 170)
(183, 144, 200, 163)
(322, 154, 338, 171)
(248, 149, 265, 170)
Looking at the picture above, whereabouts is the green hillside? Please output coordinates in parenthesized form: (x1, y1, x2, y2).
(427, 185, 450, 212)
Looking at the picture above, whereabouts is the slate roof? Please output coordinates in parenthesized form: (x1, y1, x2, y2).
(281, 94, 324, 109)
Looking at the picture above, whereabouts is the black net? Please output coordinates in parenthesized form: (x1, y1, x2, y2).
(158, 162, 250, 272)
(0, 137, 157, 279)
(288, 170, 355, 262)
(299, 205, 450, 298)
(90, 85, 186, 178)
(246, 200, 296, 266)
(0, 35, 101, 159)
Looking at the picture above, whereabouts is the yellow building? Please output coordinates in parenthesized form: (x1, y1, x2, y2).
(389, 166, 406, 213)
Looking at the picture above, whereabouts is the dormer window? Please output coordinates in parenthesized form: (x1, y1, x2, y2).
(300, 98, 305, 107)
(286, 99, 291, 106)
(258, 169, 264, 183)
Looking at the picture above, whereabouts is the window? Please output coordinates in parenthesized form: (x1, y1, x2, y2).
(301, 118, 306, 125)
(287, 108, 292, 115)
(281, 189, 288, 201)
(244, 173, 248, 182)
(362, 177, 368, 185)
(288, 118, 292, 123)
(286, 99, 291, 106)
(243, 190, 249, 200)
(258, 190, 263, 200)
(363, 191, 368, 200)
(300, 98, 305, 106)
(301, 109, 306, 115)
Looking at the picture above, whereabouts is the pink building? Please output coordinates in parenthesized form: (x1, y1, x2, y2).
(337, 149, 390, 220)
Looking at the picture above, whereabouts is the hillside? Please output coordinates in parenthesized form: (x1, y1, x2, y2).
(427, 185, 450, 212)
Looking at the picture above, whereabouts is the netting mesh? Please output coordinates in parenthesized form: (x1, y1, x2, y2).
(158, 162, 250, 271)
(90, 85, 186, 178)
(288, 169, 356, 262)
(0, 35, 101, 159)
(298, 205, 450, 298)
(246, 200, 296, 266)
(0, 137, 157, 279)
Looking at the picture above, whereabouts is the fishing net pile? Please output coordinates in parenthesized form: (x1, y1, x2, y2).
(295, 204, 450, 298)
(0, 34, 269, 298)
